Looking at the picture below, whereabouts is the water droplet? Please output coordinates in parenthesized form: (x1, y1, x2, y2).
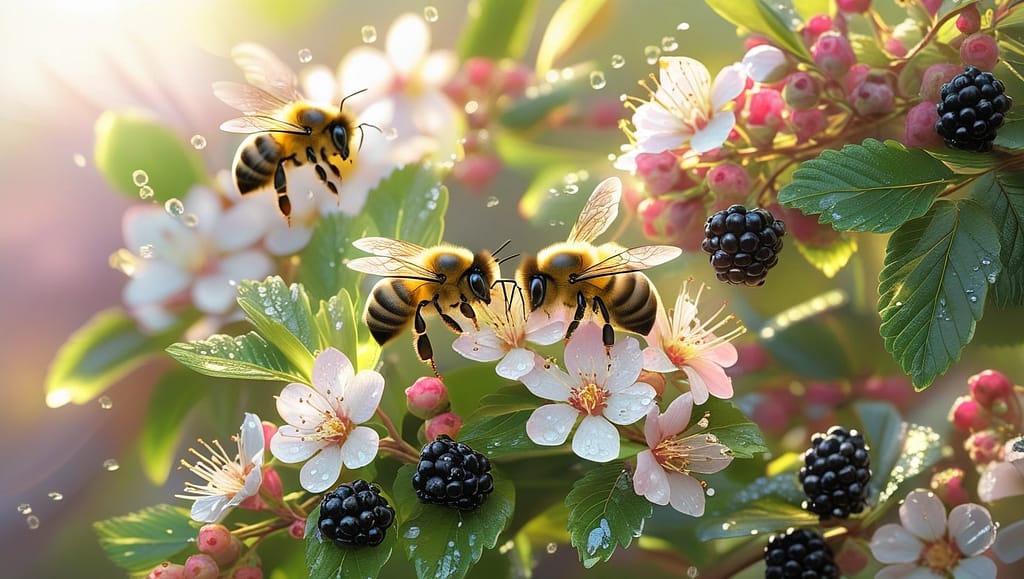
(589, 70, 607, 90)
(98, 396, 113, 410)
(108, 249, 138, 276)
(139, 185, 154, 200)
(485, 196, 500, 208)
(48, 492, 64, 501)
(677, 22, 691, 31)
(697, 417, 710, 429)
(190, 134, 207, 150)
(297, 48, 313, 63)
(969, 295, 978, 303)
(132, 170, 149, 187)
(610, 54, 625, 69)
(16, 504, 31, 515)
(25, 515, 40, 530)
(686, 566, 699, 578)
(404, 526, 421, 539)
(164, 198, 185, 218)
(102, 458, 120, 472)
(73, 153, 87, 167)
(706, 487, 715, 496)
(334, 321, 343, 330)
(661, 36, 679, 52)
(181, 213, 199, 228)
(384, 127, 398, 140)
(564, 183, 579, 194)
(139, 244, 155, 259)
(644, 45, 661, 65)
(546, 542, 557, 554)
(981, 258, 992, 266)
(423, 5, 439, 22)
(361, 25, 378, 43)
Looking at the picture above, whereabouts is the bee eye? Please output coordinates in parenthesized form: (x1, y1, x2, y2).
(331, 125, 350, 159)
(468, 272, 489, 302)
(528, 276, 546, 309)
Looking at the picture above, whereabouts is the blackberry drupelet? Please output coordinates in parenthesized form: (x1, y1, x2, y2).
(317, 479, 395, 548)
(702, 205, 786, 287)
(935, 66, 1013, 152)
(412, 435, 494, 510)
(799, 426, 871, 520)
(764, 528, 838, 579)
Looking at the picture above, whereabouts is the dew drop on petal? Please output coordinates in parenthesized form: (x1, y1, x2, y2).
(181, 213, 199, 228)
(297, 48, 313, 63)
(48, 492, 63, 501)
(485, 196, 500, 208)
(25, 515, 40, 530)
(98, 396, 113, 410)
(132, 170, 149, 187)
(589, 70, 607, 90)
(139, 185, 154, 200)
(164, 198, 185, 218)
(139, 244, 155, 259)
(644, 45, 661, 65)
(190, 134, 207, 150)
(73, 153, 87, 167)
(610, 54, 625, 69)
(16, 504, 31, 515)
(102, 458, 120, 472)
(423, 5, 439, 22)
(546, 542, 557, 554)
(661, 36, 679, 52)
(361, 25, 378, 43)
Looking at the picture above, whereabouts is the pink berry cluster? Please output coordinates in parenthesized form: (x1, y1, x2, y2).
(405, 376, 462, 440)
(146, 524, 263, 579)
(949, 369, 1022, 466)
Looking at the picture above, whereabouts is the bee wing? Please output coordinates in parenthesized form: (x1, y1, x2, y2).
(567, 177, 622, 244)
(230, 43, 302, 104)
(219, 115, 308, 135)
(352, 237, 427, 259)
(213, 81, 293, 115)
(346, 255, 441, 281)
(572, 245, 682, 282)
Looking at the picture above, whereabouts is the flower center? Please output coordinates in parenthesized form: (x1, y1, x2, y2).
(921, 541, 960, 572)
(178, 438, 248, 499)
(653, 437, 692, 473)
(665, 338, 700, 367)
(312, 413, 353, 444)
(568, 382, 608, 416)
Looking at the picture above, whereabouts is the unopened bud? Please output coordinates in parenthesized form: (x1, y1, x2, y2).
(968, 369, 1014, 408)
(425, 412, 463, 440)
(949, 395, 990, 433)
(406, 376, 450, 419)
(930, 468, 970, 506)
(966, 429, 1003, 465)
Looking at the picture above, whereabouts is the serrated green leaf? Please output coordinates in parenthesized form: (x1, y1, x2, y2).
(995, 120, 1024, 150)
(535, 0, 609, 74)
(864, 423, 943, 526)
(854, 402, 904, 485)
(923, 148, 1000, 175)
(299, 212, 377, 303)
(458, 0, 537, 60)
(565, 463, 651, 568)
(705, 0, 811, 60)
(778, 139, 955, 233)
(459, 386, 546, 460)
(794, 235, 858, 278)
(139, 368, 207, 484)
(167, 332, 307, 383)
(878, 200, 1001, 389)
(700, 398, 768, 460)
(973, 172, 1024, 306)
(94, 504, 196, 574)
(394, 464, 515, 579)
(362, 165, 447, 246)
(698, 498, 818, 540)
(93, 111, 207, 201)
(237, 277, 318, 379)
(304, 504, 394, 579)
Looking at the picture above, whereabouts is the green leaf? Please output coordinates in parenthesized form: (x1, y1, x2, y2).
(793, 235, 858, 279)
(535, 0, 609, 74)
(167, 332, 307, 383)
(45, 307, 168, 407)
(923, 148, 1000, 175)
(565, 463, 652, 568)
(457, 0, 537, 60)
(139, 368, 207, 484)
(850, 33, 891, 68)
(854, 402, 904, 485)
(878, 200, 1001, 389)
(362, 165, 448, 246)
(459, 387, 546, 460)
(499, 65, 594, 130)
(778, 139, 955, 233)
(236, 277, 319, 379)
(93, 111, 206, 202)
(995, 120, 1024, 150)
(94, 504, 196, 574)
(299, 212, 377, 303)
(313, 290, 363, 369)
(864, 423, 943, 526)
(394, 464, 515, 579)
(700, 398, 769, 460)
(972, 172, 1024, 306)
(304, 504, 394, 579)
(705, 0, 811, 60)
(698, 498, 818, 540)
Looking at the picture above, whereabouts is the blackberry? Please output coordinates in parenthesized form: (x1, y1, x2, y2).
(764, 528, 838, 579)
(317, 479, 394, 548)
(798, 426, 871, 520)
(935, 66, 1013, 152)
(702, 205, 786, 287)
(412, 435, 494, 510)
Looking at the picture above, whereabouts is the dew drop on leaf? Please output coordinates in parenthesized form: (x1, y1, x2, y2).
(589, 70, 607, 90)
(546, 542, 557, 554)
(190, 134, 207, 150)
(98, 396, 113, 410)
(102, 459, 120, 472)
(361, 25, 377, 43)
(297, 48, 313, 63)
(139, 185, 154, 200)
(132, 170, 149, 187)
(687, 566, 699, 578)
(661, 36, 678, 52)
(677, 22, 690, 31)
(164, 198, 185, 218)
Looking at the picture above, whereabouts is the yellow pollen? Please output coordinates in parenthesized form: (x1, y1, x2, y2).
(569, 382, 607, 416)
(921, 541, 960, 572)
(310, 412, 353, 443)
(666, 339, 699, 367)
(653, 437, 692, 474)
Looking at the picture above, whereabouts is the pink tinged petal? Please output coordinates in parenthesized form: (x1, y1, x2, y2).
(572, 415, 620, 462)
(642, 347, 678, 373)
(192, 274, 239, 315)
(870, 523, 926, 564)
(666, 472, 706, 516)
(496, 348, 537, 380)
(387, 13, 430, 76)
(952, 556, 997, 579)
(633, 450, 670, 505)
(660, 57, 711, 103)
(270, 426, 324, 463)
(340, 426, 380, 468)
(276, 383, 335, 428)
(564, 323, 606, 382)
(312, 348, 355, 400)
(604, 383, 656, 425)
(338, 47, 394, 102)
(689, 112, 736, 154)
(659, 392, 694, 439)
(605, 337, 644, 393)
(900, 489, 948, 542)
(710, 63, 748, 110)
(238, 413, 265, 468)
(635, 131, 691, 155)
(452, 329, 505, 363)
(190, 495, 232, 524)
(685, 358, 735, 400)
(339, 370, 385, 424)
(948, 503, 997, 556)
(993, 519, 1024, 563)
(299, 445, 344, 493)
(683, 366, 711, 405)
(526, 403, 579, 446)
(124, 261, 190, 307)
(685, 442, 734, 475)
(644, 406, 662, 448)
(706, 340, 739, 367)
(876, 566, 942, 579)
(977, 462, 1024, 502)
(521, 361, 571, 402)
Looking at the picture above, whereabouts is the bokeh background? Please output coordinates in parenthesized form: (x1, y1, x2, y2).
(1, 1, 1019, 577)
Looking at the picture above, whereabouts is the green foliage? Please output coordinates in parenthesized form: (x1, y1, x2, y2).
(994, 120, 1024, 150)
(393, 464, 515, 579)
(166, 332, 307, 383)
(793, 236, 857, 279)
(298, 212, 377, 303)
(517, 167, 596, 227)
(535, 0, 609, 74)
(878, 200, 1001, 389)
(854, 402, 904, 486)
(705, 0, 811, 61)
(93, 111, 206, 201)
(362, 165, 448, 246)
(457, 0, 537, 60)
(699, 498, 818, 540)
(864, 423, 944, 527)
(700, 398, 769, 459)
(972, 172, 1024, 306)
(499, 65, 594, 130)
(304, 504, 394, 579)
(236, 277, 320, 379)
(924, 148, 1000, 175)
(139, 368, 208, 485)
(778, 139, 955, 233)
(565, 463, 651, 568)
(94, 505, 196, 574)
(458, 386, 547, 460)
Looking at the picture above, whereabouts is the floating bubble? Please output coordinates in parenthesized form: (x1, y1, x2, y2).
(98, 396, 113, 410)
(610, 54, 625, 69)
(297, 48, 313, 63)
(563, 183, 579, 195)
(48, 492, 64, 501)
(686, 566, 699, 578)
(644, 45, 661, 65)
(485, 196, 500, 208)
(546, 542, 557, 554)
(424, 5, 439, 22)
(661, 36, 679, 52)
(109, 249, 138, 276)
(132, 170, 149, 187)
(677, 22, 691, 31)
(139, 185, 154, 200)
(589, 70, 607, 90)
(361, 25, 378, 43)
(139, 244, 155, 259)
(190, 134, 207, 150)
(16, 504, 31, 515)
(73, 153, 87, 168)
(706, 487, 715, 496)
(164, 198, 185, 218)
(25, 515, 40, 530)
(103, 459, 120, 472)
(181, 213, 199, 228)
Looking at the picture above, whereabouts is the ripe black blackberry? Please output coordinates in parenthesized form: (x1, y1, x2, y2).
(935, 66, 1013, 152)
(317, 479, 394, 548)
(702, 205, 786, 287)
(764, 528, 838, 579)
(412, 435, 494, 510)
(799, 426, 871, 520)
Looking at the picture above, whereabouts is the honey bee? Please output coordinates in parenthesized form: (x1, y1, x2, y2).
(516, 177, 682, 346)
(214, 43, 373, 220)
(347, 237, 514, 374)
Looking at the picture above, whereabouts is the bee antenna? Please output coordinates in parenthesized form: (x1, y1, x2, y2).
(355, 123, 381, 152)
(491, 239, 513, 258)
(496, 253, 520, 265)
(338, 88, 368, 112)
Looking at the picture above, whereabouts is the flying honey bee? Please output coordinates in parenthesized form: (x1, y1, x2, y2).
(346, 237, 515, 374)
(214, 43, 374, 220)
(516, 177, 682, 346)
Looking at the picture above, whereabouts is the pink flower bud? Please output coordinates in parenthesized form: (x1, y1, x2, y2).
(960, 33, 1000, 71)
(949, 395, 990, 433)
(837, 0, 871, 14)
(884, 37, 907, 58)
(500, 63, 531, 97)
(969, 369, 1014, 408)
(856, 374, 914, 408)
(806, 381, 846, 406)
(790, 108, 827, 143)
(746, 88, 785, 128)
(706, 163, 751, 199)
(465, 57, 495, 88)
(956, 5, 981, 34)
(743, 45, 791, 83)
(587, 98, 625, 129)
(260, 421, 278, 452)
(966, 429, 1003, 465)
(288, 519, 306, 540)
(903, 102, 944, 148)
(184, 554, 220, 579)
(752, 390, 798, 435)
(425, 412, 463, 440)
(148, 563, 187, 579)
(199, 526, 242, 568)
(405, 376, 450, 419)
(783, 72, 820, 110)
(804, 14, 834, 44)
(744, 35, 772, 51)
(812, 33, 856, 79)
(728, 343, 771, 376)
(850, 73, 895, 116)
(231, 567, 263, 579)
(452, 154, 502, 191)
(635, 151, 691, 196)
(920, 64, 963, 103)
(930, 468, 970, 506)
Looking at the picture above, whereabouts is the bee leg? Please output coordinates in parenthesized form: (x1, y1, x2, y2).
(273, 163, 292, 220)
(413, 300, 441, 377)
(565, 291, 589, 341)
(591, 296, 615, 348)
(306, 146, 317, 164)
(458, 296, 480, 331)
(432, 295, 464, 333)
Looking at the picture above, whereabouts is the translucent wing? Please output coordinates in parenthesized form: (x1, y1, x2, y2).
(346, 256, 442, 281)
(567, 177, 622, 244)
(230, 43, 301, 104)
(572, 244, 682, 282)
(219, 115, 308, 134)
(213, 81, 292, 115)
(352, 237, 427, 259)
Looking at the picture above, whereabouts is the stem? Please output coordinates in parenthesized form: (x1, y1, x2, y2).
(377, 407, 421, 461)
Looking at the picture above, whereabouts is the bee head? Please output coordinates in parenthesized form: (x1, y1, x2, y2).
(329, 123, 351, 160)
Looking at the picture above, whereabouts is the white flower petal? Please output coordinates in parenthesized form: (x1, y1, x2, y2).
(604, 383, 656, 425)
(876, 565, 942, 579)
(270, 426, 324, 463)
(123, 261, 190, 307)
(238, 413, 265, 467)
(689, 111, 735, 153)
(338, 47, 394, 104)
(131, 303, 178, 333)
(952, 556, 997, 579)
(340, 426, 380, 468)
(635, 129, 690, 155)
(520, 361, 571, 402)
(643, 405, 661, 449)
(710, 63, 748, 110)
(387, 13, 429, 76)
(572, 415, 619, 462)
(565, 323, 609, 385)
(642, 346, 678, 373)
(900, 489, 947, 542)
(218, 250, 274, 289)
(299, 445, 343, 493)
(496, 348, 537, 380)
(659, 392, 694, 439)
(948, 503, 997, 557)
(993, 519, 1024, 563)
(192, 274, 239, 315)
(666, 472, 706, 516)
(190, 495, 232, 524)
(633, 101, 686, 133)
(265, 224, 314, 256)
(340, 370, 385, 424)
(660, 57, 711, 107)
(276, 382, 334, 426)
(742, 45, 787, 83)
(452, 328, 506, 363)
(312, 348, 354, 401)
(525, 312, 568, 345)
(214, 199, 271, 251)
(977, 461, 1024, 502)
(870, 523, 925, 564)
(184, 186, 224, 235)
(605, 337, 644, 393)
(419, 50, 457, 89)
(526, 403, 578, 446)
(633, 450, 670, 505)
